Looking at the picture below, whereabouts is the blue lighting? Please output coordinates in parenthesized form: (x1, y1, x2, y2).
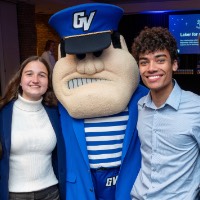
(140, 10, 178, 14)
(141, 11, 166, 14)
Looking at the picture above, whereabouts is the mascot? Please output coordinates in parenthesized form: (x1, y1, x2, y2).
(49, 3, 148, 200)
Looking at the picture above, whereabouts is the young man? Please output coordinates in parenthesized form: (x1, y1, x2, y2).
(131, 27, 200, 200)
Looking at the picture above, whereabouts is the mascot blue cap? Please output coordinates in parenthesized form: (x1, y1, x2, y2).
(49, 3, 124, 54)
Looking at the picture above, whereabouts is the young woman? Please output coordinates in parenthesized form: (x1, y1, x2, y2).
(0, 56, 65, 200)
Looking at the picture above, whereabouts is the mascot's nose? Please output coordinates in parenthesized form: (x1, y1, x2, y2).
(76, 53, 104, 75)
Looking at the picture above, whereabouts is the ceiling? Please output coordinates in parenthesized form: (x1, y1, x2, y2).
(34, 0, 200, 15)
(34, 0, 92, 14)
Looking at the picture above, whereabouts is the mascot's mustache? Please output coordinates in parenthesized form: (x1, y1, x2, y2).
(68, 78, 108, 89)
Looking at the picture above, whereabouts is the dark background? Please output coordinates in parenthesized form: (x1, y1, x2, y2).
(118, 11, 200, 95)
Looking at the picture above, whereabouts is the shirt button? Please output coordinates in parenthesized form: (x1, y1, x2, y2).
(90, 188, 93, 192)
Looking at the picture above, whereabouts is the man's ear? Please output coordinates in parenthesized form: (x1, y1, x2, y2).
(120, 35, 128, 51)
(172, 60, 178, 71)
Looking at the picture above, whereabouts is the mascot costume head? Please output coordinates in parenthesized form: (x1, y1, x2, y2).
(49, 3, 148, 200)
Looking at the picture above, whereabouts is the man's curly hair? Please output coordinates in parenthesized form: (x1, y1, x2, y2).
(132, 27, 178, 64)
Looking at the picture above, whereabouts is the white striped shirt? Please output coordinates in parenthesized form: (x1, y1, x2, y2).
(84, 109, 129, 169)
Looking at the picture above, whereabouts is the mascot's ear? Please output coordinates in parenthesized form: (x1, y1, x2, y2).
(120, 35, 129, 51)
(111, 31, 128, 51)
(58, 43, 61, 60)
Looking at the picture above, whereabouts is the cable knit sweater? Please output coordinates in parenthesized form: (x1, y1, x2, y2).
(9, 95, 58, 192)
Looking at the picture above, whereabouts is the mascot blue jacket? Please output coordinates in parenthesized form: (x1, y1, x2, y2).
(49, 3, 148, 200)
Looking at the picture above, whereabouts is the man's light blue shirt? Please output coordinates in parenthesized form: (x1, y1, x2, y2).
(131, 80, 200, 200)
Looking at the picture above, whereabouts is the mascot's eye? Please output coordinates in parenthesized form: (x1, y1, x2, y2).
(93, 51, 103, 57)
(76, 54, 86, 60)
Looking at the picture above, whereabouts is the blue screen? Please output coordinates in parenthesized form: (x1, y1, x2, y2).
(169, 14, 200, 54)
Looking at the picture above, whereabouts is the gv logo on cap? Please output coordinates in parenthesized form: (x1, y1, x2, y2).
(73, 11, 96, 31)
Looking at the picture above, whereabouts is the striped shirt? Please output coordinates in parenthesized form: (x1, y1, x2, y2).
(84, 109, 129, 169)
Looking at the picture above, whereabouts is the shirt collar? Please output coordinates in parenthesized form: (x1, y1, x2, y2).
(142, 79, 182, 110)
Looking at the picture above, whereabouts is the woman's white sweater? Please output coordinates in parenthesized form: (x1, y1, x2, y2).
(9, 95, 58, 192)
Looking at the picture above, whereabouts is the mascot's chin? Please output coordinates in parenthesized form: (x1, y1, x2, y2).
(55, 87, 132, 119)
